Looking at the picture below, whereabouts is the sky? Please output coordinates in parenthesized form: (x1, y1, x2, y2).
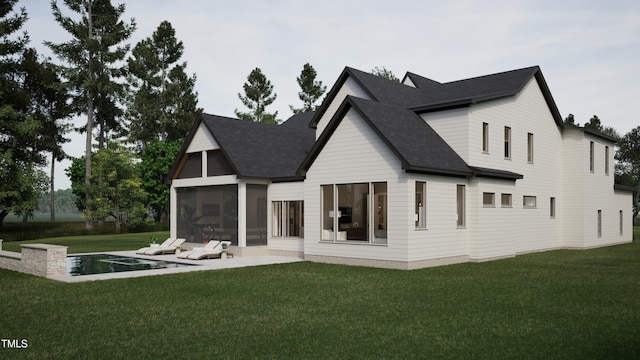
(17, 0, 640, 190)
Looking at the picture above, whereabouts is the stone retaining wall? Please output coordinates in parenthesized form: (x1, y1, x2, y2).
(0, 240, 67, 278)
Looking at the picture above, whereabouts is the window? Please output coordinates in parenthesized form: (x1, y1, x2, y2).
(207, 150, 235, 176)
(177, 152, 203, 179)
(272, 201, 304, 238)
(589, 141, 595, 172)
(415, 181, 427, 228)
(527, 133, 534, 163)
(321, 185, 334, 240)
(482, 122, 489, 153)
(483, 192, 495, 207)
(550, 197, 556, 218)
(620, 210, 624, 235)
(321, 182, 387, 244)
(597, 210, 602, 238)
(501, 193, 512, 207)
(605, 146, 609, 175)
(523, 196, 536, 208)
(456, 185, 465, 227)
(272, 202, 282, 237)
(504, 127, 511, 159)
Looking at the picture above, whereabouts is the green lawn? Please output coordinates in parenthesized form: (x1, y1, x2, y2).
(0, 228, 638, 359)
(1, 231, 169, 254)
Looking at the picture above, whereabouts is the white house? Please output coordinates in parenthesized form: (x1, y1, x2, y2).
(168, 66, 634, 269)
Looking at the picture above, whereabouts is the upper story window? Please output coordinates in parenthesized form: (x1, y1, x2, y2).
(482, 122, 489, 153)
(482, 192, 495, 207)
(523, 195, 537, 208)
(501, 193, 512, 207)
(456, 185, 466, 228)
(415, 181, 427, 228)
(589, 141, 595, 172)
(527, 133, 534, 163)
(504, 127, 511, 159)
(605, 146, 610, 175)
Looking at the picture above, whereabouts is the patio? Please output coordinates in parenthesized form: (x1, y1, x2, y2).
(51, 251, 303, 283)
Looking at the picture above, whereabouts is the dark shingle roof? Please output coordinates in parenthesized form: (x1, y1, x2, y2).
(198, 113, 314, 180)
(299, 65, 561, 179)
(347, 97, 471, 175)
(172, 65, 558, 183)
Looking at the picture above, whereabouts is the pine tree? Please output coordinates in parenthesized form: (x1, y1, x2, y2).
(235, 67, 278, 124)
(127, 20, 200, 149)
(290, 63, 326, 114)
(46, 0, 135, 229)
(0, 1, 49, 230)
(21, 48, 71, 222)
(371, 66, 400, 82)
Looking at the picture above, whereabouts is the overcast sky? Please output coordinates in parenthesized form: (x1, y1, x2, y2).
(19, 0, 640, 190)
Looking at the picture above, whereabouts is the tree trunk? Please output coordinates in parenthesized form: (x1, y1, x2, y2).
(85, 1, 94, 231)
(50, 151, 56, 222)
(634, 179, 640, 223)
(114, 203, 120, 233)
(0, 210, 8, 233)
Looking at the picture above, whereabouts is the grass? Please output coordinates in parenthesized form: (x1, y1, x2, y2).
(0, 227, 638, 359)
(1, 232, 169, 254)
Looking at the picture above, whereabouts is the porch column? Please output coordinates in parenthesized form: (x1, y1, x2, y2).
(238, 182, 247, 247)
(170, 186, 178, 239)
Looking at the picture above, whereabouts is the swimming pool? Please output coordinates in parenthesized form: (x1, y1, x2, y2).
(67, 254, 194, 276)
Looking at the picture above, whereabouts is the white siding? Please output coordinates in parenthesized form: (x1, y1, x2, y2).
(187, 123, 219, 152)
(406, 175, 469, 262)
(421, 108, 470, 162)
(570, 132, 633, 247)
(561, 128, 586, 246)
(315, 77, 370, 139)
(468, 79, 563, 255)
(304, 108, 408, 262)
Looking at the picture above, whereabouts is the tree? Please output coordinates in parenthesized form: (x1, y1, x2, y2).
(616, 126, 640, 222)
(0, 1, 50, 231)
(66, 144, 147, 232)
(371, 66, 399, 82)
(46, 0, 136, 229)
(290, 63, 326, 114)
(139, 138, 182, 222)
(235, 67, 278, 124)
(127, 20, 200, 149)
(582, 115, 619, 139)
(564, 113, 576, 125)
(91, 142, 146, 232)
(21, 48, 71, 222)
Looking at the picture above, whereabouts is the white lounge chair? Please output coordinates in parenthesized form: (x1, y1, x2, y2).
(177, 240, 220, 259)
(142, 238, 186, 255)
(185, 241, 231, 260)
(136, 237, 176, 254)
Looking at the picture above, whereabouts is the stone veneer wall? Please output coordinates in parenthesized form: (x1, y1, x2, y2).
(0, 240, 68, 278)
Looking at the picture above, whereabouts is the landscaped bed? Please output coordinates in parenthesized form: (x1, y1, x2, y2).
(0, 227, 638, 358)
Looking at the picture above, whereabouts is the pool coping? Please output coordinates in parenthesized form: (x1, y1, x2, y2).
(50, 251, 303, 283)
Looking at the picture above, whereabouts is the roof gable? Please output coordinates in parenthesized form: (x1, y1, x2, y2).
(299, 96, 472, 177)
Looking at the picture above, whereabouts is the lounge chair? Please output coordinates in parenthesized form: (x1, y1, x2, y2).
(142, 238, 186, 255)
(185, 241, 231, 260)
(136, 237, 176, 254)
(177, 240, 220, 259)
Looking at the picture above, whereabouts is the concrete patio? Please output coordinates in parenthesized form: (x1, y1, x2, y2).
(52, 251, 304, 283)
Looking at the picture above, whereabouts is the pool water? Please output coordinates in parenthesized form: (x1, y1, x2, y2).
(67, 254, 194, 276)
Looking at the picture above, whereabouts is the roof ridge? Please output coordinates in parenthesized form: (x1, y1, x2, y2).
(442, 66, 540, 85)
